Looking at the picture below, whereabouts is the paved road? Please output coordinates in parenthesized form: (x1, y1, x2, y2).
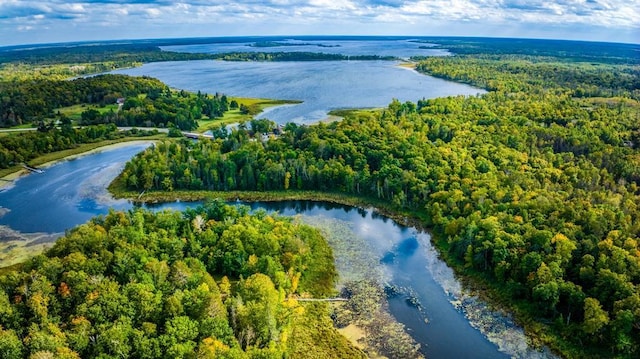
(0, 127, 39, 132)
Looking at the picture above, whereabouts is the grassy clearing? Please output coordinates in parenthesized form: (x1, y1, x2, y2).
(54, 103, 119, 121)
(197, 97, 302, 131)
(2, 123, 34, 130)
(397, 62, 417, 69)
(328, 108, 381, 119)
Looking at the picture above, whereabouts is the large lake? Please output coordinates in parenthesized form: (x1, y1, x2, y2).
(112, 60, 483, 124)
(0, 144, 555, 359)
(161, 38, 451, 59)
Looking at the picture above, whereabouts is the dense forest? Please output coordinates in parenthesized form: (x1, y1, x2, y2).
(0, 75, 166, 126)
(0, 124, 158, 170)
(0, 74, 229, 129)
(418, 38, 640, 65)
(115, 54, 640, 357)
(0, 201, 367, 358)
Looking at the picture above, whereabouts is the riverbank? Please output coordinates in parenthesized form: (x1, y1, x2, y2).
(109, 185, 569, 357)
(0, 225, 60, 268)
(0, 137, 161, 189)
(110, 183, 425, 227)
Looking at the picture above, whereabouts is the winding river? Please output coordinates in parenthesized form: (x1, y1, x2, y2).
(0, 143, 556, 359)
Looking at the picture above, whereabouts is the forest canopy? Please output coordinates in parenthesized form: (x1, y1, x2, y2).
(0, 74, 229, 130)
(0, 201, 357, 359)
(115, 53, 640, 357)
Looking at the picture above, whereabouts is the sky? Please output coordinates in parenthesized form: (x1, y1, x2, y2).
(0, 0, 638, 46)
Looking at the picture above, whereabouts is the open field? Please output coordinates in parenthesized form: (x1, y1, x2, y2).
(54, 103, 120, 121)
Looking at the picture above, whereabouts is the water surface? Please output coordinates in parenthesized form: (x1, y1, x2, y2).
(112, 60, 483, 124)
(162, 38, 450, 59)
(0, 145, 554, 359)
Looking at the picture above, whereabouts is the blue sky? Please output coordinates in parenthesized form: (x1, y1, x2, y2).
(0, 0, 638, 46)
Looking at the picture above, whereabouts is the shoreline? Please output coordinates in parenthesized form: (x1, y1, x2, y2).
(0, 139, 155, 190)
(37, 139, 154, 169)
(111, 188, 561, 358)
(0, 225, 61, 268)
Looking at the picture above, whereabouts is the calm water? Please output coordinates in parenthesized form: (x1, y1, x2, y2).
(112, 60, 483, 124)
(0, 144, 555, 359)
(162, 38, 451, 59)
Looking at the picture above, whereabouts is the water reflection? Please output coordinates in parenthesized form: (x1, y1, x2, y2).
(112, 60, 484, 124)
(0, 144, 555, 359)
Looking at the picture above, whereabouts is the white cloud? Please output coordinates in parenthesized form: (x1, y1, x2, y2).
(0, 0, 638, 45)
(144, 8, 161, 17)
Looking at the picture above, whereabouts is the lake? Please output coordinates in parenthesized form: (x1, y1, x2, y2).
(0, 144, 555, 359)
(112, 60, 484, 124)
(161, 38, 452, 59)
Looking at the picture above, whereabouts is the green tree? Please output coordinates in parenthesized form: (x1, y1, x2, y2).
(583, 297, 610, 335)
(0, 327, 23, 359)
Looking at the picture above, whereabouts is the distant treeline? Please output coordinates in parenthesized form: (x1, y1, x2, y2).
(0, 43, 395, 67)
(411, 37, 640, 65)
(0, 44, 212, 66)
(3, 37, 637, 67)
(215, 52, 396, 61)
(248, 41, 340, 48)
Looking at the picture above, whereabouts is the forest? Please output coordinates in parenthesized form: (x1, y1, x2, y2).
(214, 52, 396, 62)
(0, 75, 166, 127)
(114, 53, 640, 357)
(0, 40, 396, 82)
(0, 201, 369, 358)
(418, 38, 640, 65)
(0, 124, 159, 170)
(0, 74, 230, 129)
(0, 73, 231, 171)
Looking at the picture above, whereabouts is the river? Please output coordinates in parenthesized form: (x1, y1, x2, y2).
(0, 143, 556, 359)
